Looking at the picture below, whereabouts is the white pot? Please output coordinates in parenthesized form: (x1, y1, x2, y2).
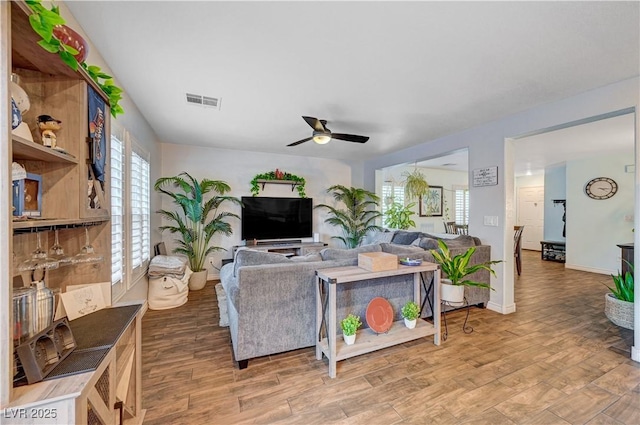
(404, 318, 417, 329)
(189, 270, 208, 291)
(343, 333, 356, 345)
(441, 280, 465, 305)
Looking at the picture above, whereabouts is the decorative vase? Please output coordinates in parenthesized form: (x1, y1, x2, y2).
(343, 333, 356, 345)
(604, 293, 634, 330)
(441, 279, 465, 305)
(404, 318, 417, 329)
(188, 269, 208, 291)
(52, 25, 89, 63)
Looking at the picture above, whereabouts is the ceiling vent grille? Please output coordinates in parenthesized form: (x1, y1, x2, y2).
(186, 93, 221, 109)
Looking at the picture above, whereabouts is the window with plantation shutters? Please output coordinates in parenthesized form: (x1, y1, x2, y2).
(381, 181, 405, 225)
(110, 133, 125, 299)
(131, 149, 150, 275)
(453, 185, 469, 225)
(110, 124, 151, 301)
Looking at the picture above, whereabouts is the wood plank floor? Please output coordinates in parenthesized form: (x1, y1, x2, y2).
(141, 251, 639, 424)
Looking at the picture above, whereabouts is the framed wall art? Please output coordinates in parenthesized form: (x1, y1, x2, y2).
(419, 185, 443, 217)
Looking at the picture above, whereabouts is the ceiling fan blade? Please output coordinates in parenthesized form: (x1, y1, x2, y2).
(330, 133, 369, 143)
(287, 137, 313, 147)
(302, 116, 326, 132)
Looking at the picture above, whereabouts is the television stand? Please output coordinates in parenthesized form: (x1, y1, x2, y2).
(257, 239, 301, 246)
(232, 241, 327, 257)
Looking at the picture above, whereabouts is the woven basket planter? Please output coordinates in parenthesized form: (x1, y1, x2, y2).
(604, 293, 634, 330)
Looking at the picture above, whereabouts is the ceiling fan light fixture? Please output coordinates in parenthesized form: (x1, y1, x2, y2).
(312, 133, 331, 144)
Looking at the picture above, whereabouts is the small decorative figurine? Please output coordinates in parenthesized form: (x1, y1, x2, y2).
(37, 115, 62, 148)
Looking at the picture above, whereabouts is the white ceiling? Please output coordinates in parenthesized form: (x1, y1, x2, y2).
(66, 1, 639, 162)
(414, 112, 635, 176)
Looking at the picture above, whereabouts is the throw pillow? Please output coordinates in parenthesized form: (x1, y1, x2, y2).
(416, 237, 440, 250)
(320, 244, 382, 261)
(233, 249, 291, 276)
(367, 230, 394, 245)
(391, 231, 421, 245)
(442, 235, 477, 248)
(380, 243, 425, 256)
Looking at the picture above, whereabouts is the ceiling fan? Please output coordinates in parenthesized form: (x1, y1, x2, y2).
(287, 116, 369, 147)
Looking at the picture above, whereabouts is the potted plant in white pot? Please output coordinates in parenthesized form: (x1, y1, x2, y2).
(340, 314, 362, 345)
(154, 172, 241, 290)
(604, 262, 634, 329)
(430, 239, 501, 305)
(401, 301, 420, 329)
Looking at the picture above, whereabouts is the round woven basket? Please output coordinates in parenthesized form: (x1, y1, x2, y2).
(604, 293, 634, 330)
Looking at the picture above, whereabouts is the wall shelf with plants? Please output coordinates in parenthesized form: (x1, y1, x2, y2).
(250, 169, 306, 197)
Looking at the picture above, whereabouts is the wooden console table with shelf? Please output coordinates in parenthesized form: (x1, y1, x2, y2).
(315, 264, 441, 378)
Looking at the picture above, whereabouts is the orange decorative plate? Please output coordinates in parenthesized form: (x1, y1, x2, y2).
(366, 297, 394, 334)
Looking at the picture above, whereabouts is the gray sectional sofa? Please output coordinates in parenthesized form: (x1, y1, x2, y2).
(219, 231, 492, 368)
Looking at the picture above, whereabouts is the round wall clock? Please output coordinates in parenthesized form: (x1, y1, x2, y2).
(585, 177, 618, 200)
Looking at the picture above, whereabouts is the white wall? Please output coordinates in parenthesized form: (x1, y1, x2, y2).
(60, 4, 163, 304)
(376, 166, 467, 233)
(160, 143, 353, 278)
(361, 77, 639, 316)
(566, 154, 635, 274)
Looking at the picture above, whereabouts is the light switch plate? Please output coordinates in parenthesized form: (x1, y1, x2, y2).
(483, 216, 499, 226)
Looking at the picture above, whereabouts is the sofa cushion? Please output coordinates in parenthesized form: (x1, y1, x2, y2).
(290, 253, 322, 262)
(363, 230, 395, 246)
(441, 235, 477, 248)
(320, 244, 381, 261)
(233, 249, 291, 276)
(391, 231, 421, 245)
(380, 243, 425, 256)
(413, 236, 440, 250)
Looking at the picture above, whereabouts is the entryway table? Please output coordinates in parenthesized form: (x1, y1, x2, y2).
(315, 263, 441, 378)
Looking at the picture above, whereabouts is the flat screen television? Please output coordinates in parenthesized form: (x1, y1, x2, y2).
(241, 196, 313, 241)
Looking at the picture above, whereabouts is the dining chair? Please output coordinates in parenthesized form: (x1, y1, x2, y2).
(444, 221, 456, 234)
(514, 225, 525, 276)
(455, 224, 468, 235)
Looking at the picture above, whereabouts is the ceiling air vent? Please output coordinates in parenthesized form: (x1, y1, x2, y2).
(186, 93, 221, 110)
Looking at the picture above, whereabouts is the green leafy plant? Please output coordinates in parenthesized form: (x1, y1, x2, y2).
(25, 0, 124, 117)
(25, 0, 78, 69)
(430, 239, 501, 289)
(402, 168, 429, 201)
(384, 202, 416, 230)
(250, 170, 306, 197)
(340, 314, 362, 336)
(82, 64, 124, 117)
(315, 185, 382, 248)
(154, 172, 242, 272)
(401, 301, 420, 320)
(605, 261, 634, 302)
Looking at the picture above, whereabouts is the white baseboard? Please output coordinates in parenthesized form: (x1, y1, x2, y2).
(487, 301, 517, 314)
(208, 271, 221, 281)
(632, 346, 640, 363)
(564, 263, 614, 275)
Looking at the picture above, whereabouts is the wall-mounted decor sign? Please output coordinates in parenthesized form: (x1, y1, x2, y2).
(472, 166, 498, 187)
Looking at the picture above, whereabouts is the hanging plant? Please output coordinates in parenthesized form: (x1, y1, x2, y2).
(402, 168, 429, 201)
(25, 0, 124, 117)
(250, 169, 306, 198)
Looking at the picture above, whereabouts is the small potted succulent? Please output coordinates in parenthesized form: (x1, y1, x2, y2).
(401, 301, 420, 329)
(340, 313, 362, 345)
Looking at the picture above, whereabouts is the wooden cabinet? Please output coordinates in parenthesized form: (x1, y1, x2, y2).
(3, 0, 120, 415)
(4, 304, 144, 425)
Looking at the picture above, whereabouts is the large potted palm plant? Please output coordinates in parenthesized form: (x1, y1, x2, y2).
(154, 172, 241, 290)
(315, 185, 382, 248)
